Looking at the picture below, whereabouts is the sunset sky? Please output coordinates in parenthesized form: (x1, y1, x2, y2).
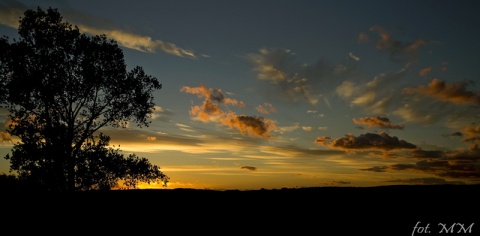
(1, 0, 480, 190)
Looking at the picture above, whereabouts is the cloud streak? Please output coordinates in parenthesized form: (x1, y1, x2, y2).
(403, 79, 480, 105)
(0, 1, 196, 57)
(353, 116, 404, 130)
(361, 148, 480, 182)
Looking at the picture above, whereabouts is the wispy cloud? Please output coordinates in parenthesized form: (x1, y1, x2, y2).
(361, 148, 480, 182)
(247, 48, 352, 106)
(353, 116, 404, 130)
(77, 24, 196, 57)
(256, 103, 276, 115)
(367, 25, 428, 65)
(336, 70, 405, 115)
(403, 79, 480, 105)
(314, 136, 332, 146)
(0, 1, 196, 57)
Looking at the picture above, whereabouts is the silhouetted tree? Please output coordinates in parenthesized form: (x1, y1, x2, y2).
(0, 7, 168, 191)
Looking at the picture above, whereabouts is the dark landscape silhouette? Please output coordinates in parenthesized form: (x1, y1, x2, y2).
(0, 7, 479, 235)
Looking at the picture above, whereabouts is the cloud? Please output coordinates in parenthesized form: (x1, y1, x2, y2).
(241, 166, 257, 171)
(0, 132, 12, 143)
(325, 180, 351, 186)
(368, 25, 428, 64)
(359, 166, 388, 172)
(463, 124, 480, 142)
(0, 0, 26, 28)
(329, 132, 417, 151)
(247, 48, 337, 106)
(462, 124, 480, 150)
(361, 148, 480, 182)
(408, 149, 445, 159)
(403, 79, 480, 105)
(353, 116, 404, 130)
(256, 103, 276, 115)
(302, 126, 313, 132)
(442, 131, 463, 138)
(419, 66, 433, 77)
(181, 84, 245, 107)
(78, 24, 196, 57)
(259, 145, 343, 157)
(190, 100, 225, 122)
(181, 84, 247, 123)
(386, 177, 465, 185)
(182, 84, 278, 138)
(276, 123, 300, 134)
(150, 106, 174, 122)
(0, 1, 196, 57)
(146, 135, 157, 141)
(220, 112, 278, 138)
(348, 52, 360, 61)
(314, 136, 331, 146)
(336, 71, 405, 115)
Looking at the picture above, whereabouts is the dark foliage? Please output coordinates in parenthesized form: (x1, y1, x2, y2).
(0, 7, 168, 191)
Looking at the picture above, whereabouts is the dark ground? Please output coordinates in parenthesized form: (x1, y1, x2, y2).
(2, 184, 479, 235)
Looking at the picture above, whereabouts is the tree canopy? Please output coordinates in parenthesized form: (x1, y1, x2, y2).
(0, 7, 169, 191)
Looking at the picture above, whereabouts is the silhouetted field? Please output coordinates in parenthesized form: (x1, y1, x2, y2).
(3, 184, 478, 235)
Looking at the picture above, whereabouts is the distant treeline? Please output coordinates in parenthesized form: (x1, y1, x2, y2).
(0, 173, 45, 191)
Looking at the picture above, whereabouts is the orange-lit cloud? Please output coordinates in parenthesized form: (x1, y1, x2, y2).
(329, 132, 416, 151)
(181, 84, 246, 123)
(182, 85, 277, 138)
(314, 136, 331, 146)
(0, 132, 12, 143)
(256, 103, 276, 114)
(190, 100, 225, 122)
(463, 124, 480, 142)
(353, 116, 404, 130)
(462, 124, 480, 150)
(403, 79, 480, 105)
(181, 84, 245, 107)
(220, 112, 278, 138)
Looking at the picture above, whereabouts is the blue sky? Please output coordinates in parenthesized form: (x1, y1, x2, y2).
(1, 0, 480, 190)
